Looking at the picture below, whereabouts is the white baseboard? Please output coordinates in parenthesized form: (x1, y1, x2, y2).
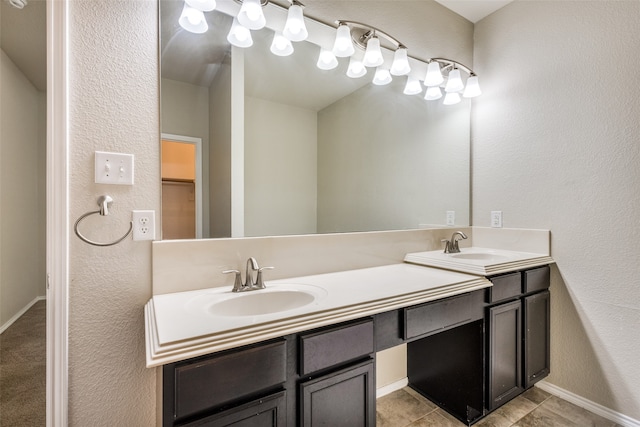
(0, 296, 46, 334)
(376, 377, 409, 399)
(537, 380, 640, 427)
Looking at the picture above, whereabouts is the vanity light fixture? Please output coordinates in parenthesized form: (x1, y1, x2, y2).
(372, 67, 392, 85)
(185, 0, 217, 12)
(403, 76, 423, 95)
(424, 85, 443, 101)
(317, 48, 339, 70)
(390, 47, 411, 76)
(283, 1, 308, 42)
(424, 61, 445, 86)
(179, 3, 209, 34)
(443, 91, 462, 105)
(463, 75, 482, 98)
(332, 23, 355, 57)
(362, 35, 384, 67)
(346, 56, 367, 78)
(236, 0, 267, 30)
(227, 16, 254, 47)
(271, 32, 294, 56)
(444, 68, 464, 93)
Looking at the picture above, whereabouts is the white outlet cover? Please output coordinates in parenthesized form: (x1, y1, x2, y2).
(132, 210, 156, 241)
(95, 151, 134, 185)
(491, 211, 503, 228)
(446, 211, 455, 226)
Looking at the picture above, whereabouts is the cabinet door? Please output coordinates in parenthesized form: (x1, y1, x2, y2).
(488, 299, 523, 410)
(524, 291, 550, 388)
(299, 360, 375, 427)
(182, 391, 286, 427)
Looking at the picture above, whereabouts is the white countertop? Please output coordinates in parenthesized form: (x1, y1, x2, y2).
(145, 263, 491, 367)
(404, 247, 554, 275)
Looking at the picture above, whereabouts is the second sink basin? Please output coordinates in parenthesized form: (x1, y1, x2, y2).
(185, 284, 328, 318)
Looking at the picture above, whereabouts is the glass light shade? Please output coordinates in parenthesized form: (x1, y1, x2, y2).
(403, 76, 422, 95)
(445, 68, 465, 93)
(372, 67, 392, 85)
(317, 48, 338, 70)
(362, 36, 384, 68)
(270, 32, 294, 56)
(185, 0, 216, 12)
(332, 24, 355, 57)
(443, 92, 461, 105)
(227, 17, 253, 48)
(424, 86, 443, 101)
(424, 61, 444, 86)
(179, 4, 208, 34)
(390, 47, 411, 76)
(463, 76, 482, 98)
(237, 0, 266, 30)
(346, 57, 367, 78)
(283, 5, 308, 42)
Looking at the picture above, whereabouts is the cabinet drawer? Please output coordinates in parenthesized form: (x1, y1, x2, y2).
(487, 272, 522, 303)
(524, 266, 550, 293)
(299, 319, 374, 376)
(404, 291, 484, 340)
(173, 340, 287, 420)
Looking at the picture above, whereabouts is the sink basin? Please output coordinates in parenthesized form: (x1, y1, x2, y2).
(185, 284, 327, 318)
(450, 252, 510, 262)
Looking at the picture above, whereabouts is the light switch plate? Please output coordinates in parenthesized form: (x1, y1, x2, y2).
(95, 151, 134, 185)
(491, 211, 503, 228)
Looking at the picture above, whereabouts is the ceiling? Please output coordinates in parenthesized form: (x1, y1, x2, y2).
(1, 0, 511, 95)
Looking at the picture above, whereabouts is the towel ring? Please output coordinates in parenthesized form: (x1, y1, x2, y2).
(74, 195, 133, 247)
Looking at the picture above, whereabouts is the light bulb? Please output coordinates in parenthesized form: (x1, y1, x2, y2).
(445, 68, 465, 93)
(346, 57, 367, 78)
(283, 4, 308, 42)
(237, 0, 266, 30)
(390, 47, 411, 76)
(403, 76, 422, 95)
(179, 4, 208, 34)
(332, 24, 355, 57)
(463, 75, 482, 98)
(185, 0, 216, 12)
(443, 92, 461, 105)
(362, 36, 384, 68)
(317, 48, 338, 70)
(372, 67, 392, 85)
(424, 61, 444, 86)
(227, 17, 253, 48)
(270, 32, 294, 56)
(424, 86, 443, 101)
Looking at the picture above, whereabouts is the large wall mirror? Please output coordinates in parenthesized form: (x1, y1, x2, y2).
(160, 0, 470, 239)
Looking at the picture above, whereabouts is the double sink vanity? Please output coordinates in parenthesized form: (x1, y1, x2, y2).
(145, 228, 554, 426)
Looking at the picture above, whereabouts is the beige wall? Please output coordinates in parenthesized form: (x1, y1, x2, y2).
(67, 1, 159, 424)
(245, 96, 317, 236)
(473, 1, 640, 420)
(0, 49, 46, 327)
(317, 79, 470, 233)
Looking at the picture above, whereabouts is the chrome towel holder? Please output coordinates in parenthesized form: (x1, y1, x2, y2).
(74, 195, 133, 247)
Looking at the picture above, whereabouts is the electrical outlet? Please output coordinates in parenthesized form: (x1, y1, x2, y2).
(132, 210, 156, 241)
(491, 211, 503, 228)
(446, 211, 455, 226)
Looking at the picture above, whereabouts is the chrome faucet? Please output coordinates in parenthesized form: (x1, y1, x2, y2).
(441, 231, 468, 254)
(223, 257, 274, 292)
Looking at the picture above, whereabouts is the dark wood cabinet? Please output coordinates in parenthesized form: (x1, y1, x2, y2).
(486, 266, 551, 411)
(487, 299, 523, 410)
(299, 360, 375, 427)
(524, 290, 550, 388)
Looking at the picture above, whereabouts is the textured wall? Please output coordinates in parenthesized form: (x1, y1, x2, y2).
(68, 0, 159, 424)
(0, 50, 45, 326)
(473, 1, 640, 420)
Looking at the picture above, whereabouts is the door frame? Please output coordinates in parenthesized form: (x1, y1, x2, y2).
(46, 0, 69, 425)
(161, 133, 204, 239)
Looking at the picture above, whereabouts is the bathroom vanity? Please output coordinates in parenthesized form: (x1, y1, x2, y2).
(147, 228, 554, 426)
(153, 264, 551, 426)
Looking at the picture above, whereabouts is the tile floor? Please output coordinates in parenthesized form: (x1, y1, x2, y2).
(376, 386, 622, 427)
